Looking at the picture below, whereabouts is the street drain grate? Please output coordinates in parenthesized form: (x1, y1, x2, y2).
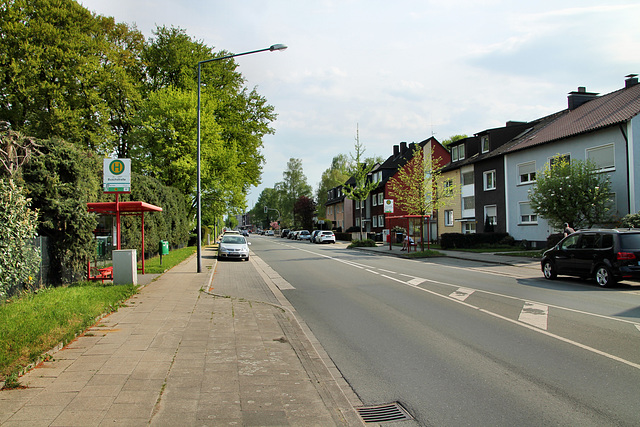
(356, 402, 413, 423)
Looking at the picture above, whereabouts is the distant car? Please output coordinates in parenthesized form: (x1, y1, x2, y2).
(217, 234, 251, 261)
(297, 230, 311, 241)
(224, 230, 240, 234)
(541, 228, 640, 287)
(281, 229, 290, 238)
(310, 230, 321, 243)
(315, 230, 336, 244)
(242, 230, 249, 237)
(289, 230, 298, 240)
(265, 230, 274, 236)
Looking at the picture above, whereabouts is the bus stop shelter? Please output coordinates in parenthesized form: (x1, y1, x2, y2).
(87, 200, 163, 276)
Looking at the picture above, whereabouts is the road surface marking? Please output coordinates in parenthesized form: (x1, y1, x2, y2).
(518, 302, 549, 330)
(450, 287, 475, 301)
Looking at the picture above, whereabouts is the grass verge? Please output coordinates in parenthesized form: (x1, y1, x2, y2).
(0, 282, 137, 383)
(137, 246, 198, 274)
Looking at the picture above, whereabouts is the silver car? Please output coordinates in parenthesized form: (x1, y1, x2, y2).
(218, 234, 251, 261)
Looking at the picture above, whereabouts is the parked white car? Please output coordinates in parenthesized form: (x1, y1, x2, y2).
(315, 230, 336, 244)
(217, 234, 251, 261)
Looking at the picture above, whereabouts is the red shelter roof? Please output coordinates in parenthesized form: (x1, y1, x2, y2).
(87, 201, 163, 214)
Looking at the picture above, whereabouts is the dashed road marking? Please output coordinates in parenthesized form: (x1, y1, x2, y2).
(518, 302, 549, 330)
(450, 287, 475, 301)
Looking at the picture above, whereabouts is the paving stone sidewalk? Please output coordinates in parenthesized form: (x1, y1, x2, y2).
(0, 248, 363, 426)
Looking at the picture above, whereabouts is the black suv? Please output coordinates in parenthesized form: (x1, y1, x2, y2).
(541, 229, 640, 287)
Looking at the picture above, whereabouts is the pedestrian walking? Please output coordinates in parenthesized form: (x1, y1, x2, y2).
(563, 223, 575, 237)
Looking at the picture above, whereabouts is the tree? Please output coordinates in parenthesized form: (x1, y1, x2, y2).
(342, 129, 378, 240)
(275, 158, 312, 227)
(0, 0, 145, 154)
(294, 196, 316, 231)
(249, 188, 281, 230)
(387, 145, 454, 251)
(528, 157, 613, 230)
(0, 179, 40, 298)
(21, 138, 102, 284)
(441, 134, 467, 149)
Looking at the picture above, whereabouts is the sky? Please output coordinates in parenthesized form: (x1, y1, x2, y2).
(80, 0, 640, 209)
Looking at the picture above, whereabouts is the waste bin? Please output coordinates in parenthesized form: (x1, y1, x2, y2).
(160, 240, 169, 255)
(113, 249, 137, 285)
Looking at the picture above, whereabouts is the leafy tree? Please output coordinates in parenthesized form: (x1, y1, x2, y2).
(275, 158, 312, 227)
(387, 145, 454, 251)
(315, 154, 350, 218)
(342, 132, 378, 240)
(0, 179, 40, 298)
(441, 134, 468, 149)
(294, 196, 316, 231)
(21, 138, 102, 284)
(249, 188, 281, 230)
(119, 174, 190, 258)
(528, 157, 613, 230)
(0, 0, 145, 154)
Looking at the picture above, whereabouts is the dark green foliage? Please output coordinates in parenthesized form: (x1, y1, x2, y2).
(348, 239, 376, 248)
(21, 138, 102, 284)
(119, 174, 190, 258)
(620, 213, 640, 228)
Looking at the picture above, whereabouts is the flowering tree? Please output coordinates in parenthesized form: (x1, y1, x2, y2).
(528, 157, 613, 229)
(387, 145, 454, 251)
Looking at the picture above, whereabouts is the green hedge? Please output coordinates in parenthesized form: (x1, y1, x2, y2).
(440, 232, 511, 249)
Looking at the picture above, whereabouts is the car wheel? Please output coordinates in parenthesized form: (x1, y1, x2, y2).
(595, 265, 616, 287)
(542, 260, 557, 280)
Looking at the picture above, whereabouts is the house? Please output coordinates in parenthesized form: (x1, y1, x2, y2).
(501, 75, 640, 246)
(325, 184, 349, 231)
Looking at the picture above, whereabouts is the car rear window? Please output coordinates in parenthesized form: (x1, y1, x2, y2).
(619, 233, 640, 250)
(222, 236, 245, 244)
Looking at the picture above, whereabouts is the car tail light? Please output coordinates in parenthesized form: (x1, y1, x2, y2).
(616, 252, 636, 261)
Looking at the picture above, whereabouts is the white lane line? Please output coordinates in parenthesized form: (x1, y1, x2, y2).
(518, 302, 549, 330)
(408, 278, 426, 286)
(636, 325, 640, 333)
(450, 287, 475, 301)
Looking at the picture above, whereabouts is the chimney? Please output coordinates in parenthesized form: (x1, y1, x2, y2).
(393, 145, 399, 157)
(567, 87, 598, 110)
(625, 74, 639, 88)
(400, 141, 408, 153)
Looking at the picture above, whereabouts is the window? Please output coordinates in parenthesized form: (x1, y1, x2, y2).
(442, 179, 453, 196)
(586, 144, 615, 172)
(452, 144, 465, 162)
(462, 172, 474, 186)
(355, 200, 360, 209)
(444, 210, 454, 226)
(483, 170, 496, 190)
(372, 216, 378, 227)
(372, 194, 378, 206)
(519, 202, 537, 224)
(481, 135, 489, 153)
(378, 215, 384, 227)
(463, 196, 475, 210)
(484, 205, 497, 226)
(518, 161, 536, 185)
(356, 217, 360, 227)
(550, 154, 570, 168)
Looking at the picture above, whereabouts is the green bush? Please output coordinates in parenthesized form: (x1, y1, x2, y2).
(620, 212, 640, 228)
(440, 232, 511, 249)
(348, 239, 376, 248)
(0, 180, 40, 298)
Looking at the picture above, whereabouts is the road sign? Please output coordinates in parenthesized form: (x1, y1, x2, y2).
(104, 159, 131, 193)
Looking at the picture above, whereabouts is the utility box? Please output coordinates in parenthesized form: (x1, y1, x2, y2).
(113, 249, 137, 285)
(160, 240, 169, 255)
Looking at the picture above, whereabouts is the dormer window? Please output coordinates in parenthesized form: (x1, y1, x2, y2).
(481, 135, 489, 153)
(451, 144, 465, 162)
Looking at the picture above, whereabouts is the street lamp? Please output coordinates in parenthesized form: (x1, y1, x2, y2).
(196, 44, 287, 272)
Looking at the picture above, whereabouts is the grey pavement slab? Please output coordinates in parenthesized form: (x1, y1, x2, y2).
(1, 248, 365, 426)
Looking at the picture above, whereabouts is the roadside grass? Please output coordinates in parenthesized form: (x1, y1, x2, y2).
(0, 282, 137, 383)
(406, 249, 444, 258)
(1, 245, 201, 385)
(137, 245, 198, 274)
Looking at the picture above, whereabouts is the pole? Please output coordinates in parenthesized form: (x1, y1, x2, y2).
(196, 62, 202, 273)
(196, 44, 286, 273)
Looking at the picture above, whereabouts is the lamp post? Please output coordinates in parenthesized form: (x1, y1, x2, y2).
(196, 44, 287, 272)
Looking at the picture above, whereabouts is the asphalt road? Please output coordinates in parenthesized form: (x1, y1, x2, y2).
(249, 235, 640, 426)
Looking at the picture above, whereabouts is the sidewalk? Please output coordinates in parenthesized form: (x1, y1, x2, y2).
(0, 247, 363, 426)
(354, 242, 542, 272)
